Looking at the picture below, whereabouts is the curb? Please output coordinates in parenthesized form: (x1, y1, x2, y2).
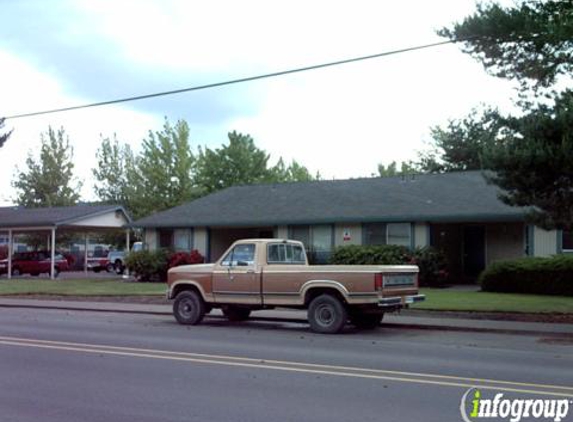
(1, 301, 571, 338)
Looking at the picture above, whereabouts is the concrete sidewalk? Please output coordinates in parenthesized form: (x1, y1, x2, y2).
(0, 297, 572, 337)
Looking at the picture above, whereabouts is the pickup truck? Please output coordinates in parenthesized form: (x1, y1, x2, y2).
(167, 239, 424, 334)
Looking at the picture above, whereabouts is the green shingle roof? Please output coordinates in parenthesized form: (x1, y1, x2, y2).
(132, 171, 526, 228)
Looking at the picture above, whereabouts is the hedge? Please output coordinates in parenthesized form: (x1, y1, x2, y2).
(479, 255, 573, 296)
(330, 245, 448, 287)
(124, 249, 204, 282)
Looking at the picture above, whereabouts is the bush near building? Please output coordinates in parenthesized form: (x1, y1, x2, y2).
(479, 255, 573, 296)
(330, 245, 448, 287)
(125, 249, 204, 282)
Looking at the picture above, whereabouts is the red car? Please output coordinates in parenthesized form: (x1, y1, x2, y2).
(0, 251, 70, 277)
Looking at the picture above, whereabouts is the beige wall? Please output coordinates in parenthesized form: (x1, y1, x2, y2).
(414, 223, 429, 248)
(334, 223, 362, 247)
(486, 223, 525, 265)
(193, 227, 208, 257)
(70, 210, 129, 228)
(533, 227, 558, 257)
(276, 226, 289, 239)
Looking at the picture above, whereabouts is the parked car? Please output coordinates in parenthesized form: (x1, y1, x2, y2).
(0, 251, 70, 277)
(107, 242, 143, 274)
(86, 257, 110, 273)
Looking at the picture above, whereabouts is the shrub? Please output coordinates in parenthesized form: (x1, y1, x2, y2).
(479, 255, 573, 296)
(125, 249, 205, 282)
(330, 245, 447, 287)
(0, 245, 7, 260)
(168, 250, 204, 268)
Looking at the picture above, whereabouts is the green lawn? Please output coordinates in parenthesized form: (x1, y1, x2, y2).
(413, 288, 573, 314)
(0, 278, 166, 296)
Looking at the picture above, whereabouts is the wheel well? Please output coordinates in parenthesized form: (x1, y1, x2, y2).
(304, 287, 346, 306)
(172, 283, 202, 300)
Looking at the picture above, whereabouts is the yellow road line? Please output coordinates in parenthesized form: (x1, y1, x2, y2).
(0, 336, 571, 398)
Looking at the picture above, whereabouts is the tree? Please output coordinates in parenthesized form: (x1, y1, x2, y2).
(377, 161, 417, 177)
(438, 0, 573, 230)
(439, 0, 573, 95)
(416, 107, 504, 173)
(270, 158, 319, 183)
(92, 134, 136, 207)
(482, 91, 573, 231)
(0, 118, 12, 149)
(13, 126, 81, 207)
(195, 131, 273, 193)
(127, 119, 199, 219)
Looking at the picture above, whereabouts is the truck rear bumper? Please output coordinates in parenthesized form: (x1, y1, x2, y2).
(378, 294, 425, 309)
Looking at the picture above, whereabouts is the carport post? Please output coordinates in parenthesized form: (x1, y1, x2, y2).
(123, 229, 130, 278)
(50, 228, 56, 280)
(84, 234, 89, 275)
(7, 229, 12, 280)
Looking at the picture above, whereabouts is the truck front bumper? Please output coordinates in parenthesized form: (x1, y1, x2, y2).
(378, 294, 425, 309)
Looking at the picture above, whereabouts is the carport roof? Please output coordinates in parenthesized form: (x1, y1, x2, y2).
(132, 171, 527, 228)
(0, 204, 131, 229)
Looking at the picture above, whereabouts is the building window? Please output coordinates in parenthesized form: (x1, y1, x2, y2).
(363, 223, 412, 247)
(363, 223, 386, 246)
(289, 224, 333, 264)
(174, 229, 192, 251)
(158, 229, 173, 249)
(563, 230, 573, 252)
(387, 223, 411, 247)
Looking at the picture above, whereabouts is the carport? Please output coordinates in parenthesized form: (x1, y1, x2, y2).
(0, 205, 132, 279)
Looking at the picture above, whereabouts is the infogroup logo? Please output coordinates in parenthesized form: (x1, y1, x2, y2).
(460, 388, 571, 422)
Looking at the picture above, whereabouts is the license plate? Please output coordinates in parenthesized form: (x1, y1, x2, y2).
(383, 274, 415, 287)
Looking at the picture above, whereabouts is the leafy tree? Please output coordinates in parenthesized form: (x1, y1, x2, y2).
(416, 107, 504, 173)
(127, 119, 199, 219)
(195, 131, 273, 193)
(196, 131, 317, 193)
(12, 126, 81, 207)
(0, 117, 12, 149)
(92, 134, 136, 208)
(270, 158, 319, 182)
(377, 161, 417, 177)
(439, 0, 573, 95)
(482, 91, 573, 231)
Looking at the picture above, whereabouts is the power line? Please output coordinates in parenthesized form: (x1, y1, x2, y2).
(4, 37, 477, 120)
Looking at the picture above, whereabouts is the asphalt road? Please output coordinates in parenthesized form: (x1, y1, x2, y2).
(0, 307, 571, 422)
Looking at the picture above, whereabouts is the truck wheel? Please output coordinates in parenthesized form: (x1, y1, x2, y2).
(173, 291, 206, 325)
(222, 306, 251, 322)
(308, 294, 348, 334)
(12, 268, 21, 277)
(350, 312, 384, 329)
(105, 263, 115, 273)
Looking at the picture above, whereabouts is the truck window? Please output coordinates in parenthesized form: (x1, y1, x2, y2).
(220, 244, 255, 267)
(267, 244, 306, 264)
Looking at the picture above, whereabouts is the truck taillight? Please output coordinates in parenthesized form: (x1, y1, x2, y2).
(375, 273, 383, 290)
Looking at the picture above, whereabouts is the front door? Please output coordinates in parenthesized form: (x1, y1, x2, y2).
(212, 243, 261, 305)
(463, 226, 486, 278)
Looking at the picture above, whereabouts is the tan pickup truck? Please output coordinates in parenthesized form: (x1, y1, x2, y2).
(167, 238, 424, 333)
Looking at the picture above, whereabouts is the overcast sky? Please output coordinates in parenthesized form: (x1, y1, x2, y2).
(0, 0, 520, 206)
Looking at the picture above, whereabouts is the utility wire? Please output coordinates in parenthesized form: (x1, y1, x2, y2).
(4, 37, 478, 120)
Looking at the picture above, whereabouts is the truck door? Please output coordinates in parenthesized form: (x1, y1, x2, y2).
(212, 243, 262, 305)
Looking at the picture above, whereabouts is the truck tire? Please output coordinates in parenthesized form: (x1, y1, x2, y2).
(350, 312, 383, 329)
(308, 294, 348, 334)
(173, 291, 206, 325)
(222, 306, 251, 322)
(105, 263, 115, 273)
